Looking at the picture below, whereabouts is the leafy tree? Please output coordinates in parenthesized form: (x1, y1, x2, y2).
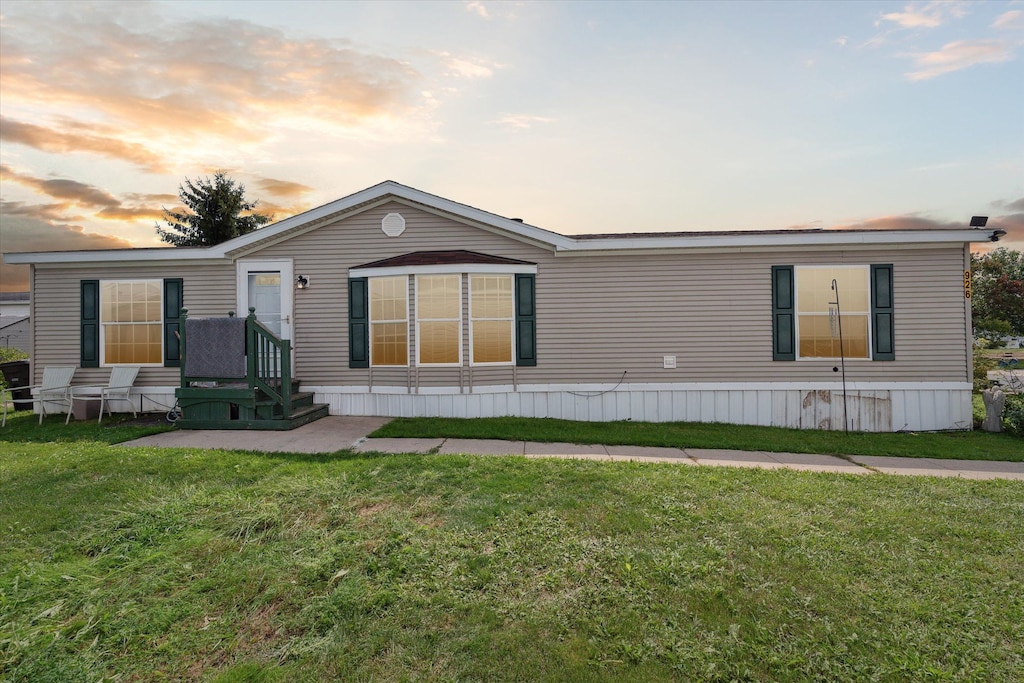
(972, 248, 1024, 336)
(157, 172, 272, 247)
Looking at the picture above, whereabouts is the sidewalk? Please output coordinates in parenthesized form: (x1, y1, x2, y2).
(119, 418, 1024, 481)
(354, 437, 1024, 480)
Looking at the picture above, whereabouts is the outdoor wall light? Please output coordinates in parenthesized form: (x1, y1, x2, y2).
(295, 275, 310, 290)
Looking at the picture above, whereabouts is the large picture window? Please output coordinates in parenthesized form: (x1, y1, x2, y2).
(416, 275, 461, 365)
(470, 275, 514, 364)
(348, 254, 536, 370)
(101, 280, 163, 365)
(796, 266, 869, 359)
(370, 276, 408, 366)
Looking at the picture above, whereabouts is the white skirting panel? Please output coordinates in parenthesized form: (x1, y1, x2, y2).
(307, 383, 974, 432)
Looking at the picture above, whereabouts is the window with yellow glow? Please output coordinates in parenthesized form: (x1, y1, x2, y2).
(470, 275, 513, 364)
(416, 275, 462, 364)
(101, 280, 163, 365)
(370, 276, 408, 366)
(796, 266, 870, 359)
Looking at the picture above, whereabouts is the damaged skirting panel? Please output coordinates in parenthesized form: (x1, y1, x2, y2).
(305, 383, 973, 433)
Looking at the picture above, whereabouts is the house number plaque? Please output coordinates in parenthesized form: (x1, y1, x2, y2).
(964, 270, 972, 299)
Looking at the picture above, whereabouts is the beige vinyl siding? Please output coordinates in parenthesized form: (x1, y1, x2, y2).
(249, 201, 549, 385)
(248, 201, 970, 388)
(30, 262, 234, 385)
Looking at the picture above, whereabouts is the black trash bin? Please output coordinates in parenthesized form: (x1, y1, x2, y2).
(0, 360, 31, 404)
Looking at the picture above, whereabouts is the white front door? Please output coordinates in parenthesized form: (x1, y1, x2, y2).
(237, 260, 293, 340)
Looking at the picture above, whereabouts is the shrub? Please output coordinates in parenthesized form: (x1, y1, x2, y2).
(973, 350, 997, 392)
(1003, 394, 1024, 436)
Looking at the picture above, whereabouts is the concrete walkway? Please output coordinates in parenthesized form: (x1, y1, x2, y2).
(120, 417, 1024, 480)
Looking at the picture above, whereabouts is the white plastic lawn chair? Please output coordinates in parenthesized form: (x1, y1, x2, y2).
(68, 366, 141, 424)
(1, 365, 76, 427)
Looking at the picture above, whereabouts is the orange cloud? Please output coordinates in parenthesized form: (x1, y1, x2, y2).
(0, 212, 134, 291)
(0, 166, 182, 224)
(0, 3, 425, 154)
(0, 165, 119, 208)
(252, 177, 315, 199)
(0, 116, 168, 172)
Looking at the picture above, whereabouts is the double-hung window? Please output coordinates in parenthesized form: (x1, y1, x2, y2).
(796, 266, 869, 359)
(772, 264, 894, 361)
(416, 275, 461, 365)
(470, 275, 514, 364)
(100, 280, 163, 365)
(369, 276, 409, 366)
(80, 278, 183, 367)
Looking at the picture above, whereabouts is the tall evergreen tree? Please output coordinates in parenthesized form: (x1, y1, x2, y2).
(157, 172, 272, 247)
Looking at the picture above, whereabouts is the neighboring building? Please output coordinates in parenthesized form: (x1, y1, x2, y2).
(0, 293, 31, 354)
(0, 291, 29, 317)
(0, 314, 30, 353)
(3, 181, 1004, 431)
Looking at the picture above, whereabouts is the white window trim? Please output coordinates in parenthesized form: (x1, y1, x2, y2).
(469, 274, 515, 367)
(369, 275, 410, 368)
(794, 265, 872, 361)
(99, 278, 164, 367)
(415, 274, 463, 367)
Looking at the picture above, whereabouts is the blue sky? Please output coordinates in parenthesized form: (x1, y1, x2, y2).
(1, 0, 1022, 289)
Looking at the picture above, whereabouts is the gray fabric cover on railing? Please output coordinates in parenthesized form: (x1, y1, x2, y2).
(184, 317, 246, 378)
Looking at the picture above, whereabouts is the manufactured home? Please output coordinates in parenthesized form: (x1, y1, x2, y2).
(4, 181, 1004, 431)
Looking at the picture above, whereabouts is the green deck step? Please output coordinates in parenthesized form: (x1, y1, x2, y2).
(176, 383, 330, 431)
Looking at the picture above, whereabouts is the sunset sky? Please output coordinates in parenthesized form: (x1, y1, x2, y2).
(1, 0, 1022, 290)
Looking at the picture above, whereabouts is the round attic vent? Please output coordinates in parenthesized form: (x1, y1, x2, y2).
(381, 212, 406, 237)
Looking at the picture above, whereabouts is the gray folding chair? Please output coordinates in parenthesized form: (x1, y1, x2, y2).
(1, 365, 76, 427)
(68, 366, 141, 424)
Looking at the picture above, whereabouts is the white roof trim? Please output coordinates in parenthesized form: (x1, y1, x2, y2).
(4, 248, 222, 265)
(561, 229, 995, 252)
(2, 179, 1003, 265)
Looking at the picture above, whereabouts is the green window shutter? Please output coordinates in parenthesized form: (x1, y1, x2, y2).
(515, 273, 537, 367)
(772, 266, 795, 361)
(163, 278, 183, 367)
(349, 277, 369, 368)
(871, 264, 895, 361)
(81, 280, 100, 367)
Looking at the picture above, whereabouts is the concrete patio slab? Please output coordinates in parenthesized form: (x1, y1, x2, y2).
(118, 416, 390, 453)
(439, 439, 526, 456)
(354, 437, 444, 454)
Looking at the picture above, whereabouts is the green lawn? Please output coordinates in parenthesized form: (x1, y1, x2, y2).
(373, 416, 1024, 461)
(2, 419, 1022, 681)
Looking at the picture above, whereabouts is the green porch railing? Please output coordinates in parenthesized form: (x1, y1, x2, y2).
(178, 307, 292, 421)
(246, 308, 293, 418)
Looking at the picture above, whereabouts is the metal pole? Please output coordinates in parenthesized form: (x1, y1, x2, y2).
(831, 279, 849, 434)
